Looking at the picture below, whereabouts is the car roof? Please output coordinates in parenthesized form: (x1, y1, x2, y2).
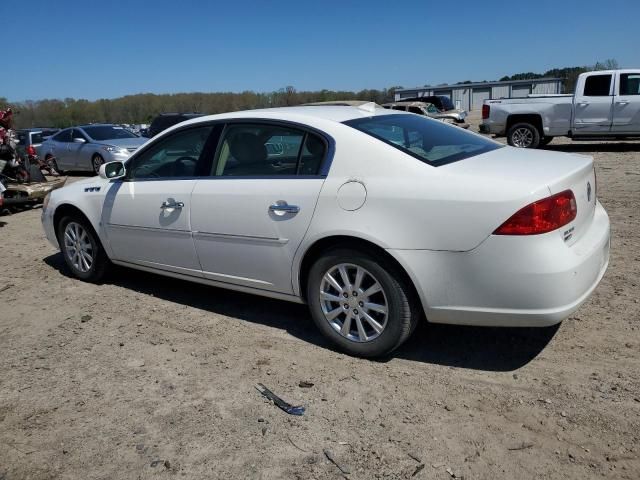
(185, 104, 403, 126)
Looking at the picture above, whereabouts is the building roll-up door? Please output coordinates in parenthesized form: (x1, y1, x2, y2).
(471, 88, 491, 110)
(511, 85, 531, 98)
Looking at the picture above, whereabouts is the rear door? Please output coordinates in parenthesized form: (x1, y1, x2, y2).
(47, 129, 72, 168)
(103, 124, 217, 276)
(611, 71, 640, 133)
(573, 73, 614, 133)
(190, 122, 328, 294)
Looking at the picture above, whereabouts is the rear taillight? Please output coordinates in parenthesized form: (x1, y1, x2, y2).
(26, 145, 36, 155)
(494, 190, 577, 235)
(482, 104, 490, 119)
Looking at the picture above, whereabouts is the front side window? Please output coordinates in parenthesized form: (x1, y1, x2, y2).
(128, 126, 213, 179)
(83, 125, 138, 141)
(344, 114, 501, 166)
(620, 73, 640, 95)
(53, 129, 71, 143)
(408, 106, 424, 115)
(584, 75, 612, 96)
(213, 124, 325, 176)
(72, 129, 86, 141)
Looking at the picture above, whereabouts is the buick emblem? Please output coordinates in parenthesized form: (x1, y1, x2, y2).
(587, 182, 592, 202)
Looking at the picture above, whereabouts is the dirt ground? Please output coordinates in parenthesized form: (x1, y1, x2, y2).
(0, 114, 638, 480)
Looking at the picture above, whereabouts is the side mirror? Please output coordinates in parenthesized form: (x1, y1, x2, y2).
(99, 161, 126, 180)
(73, 137, 86, 144)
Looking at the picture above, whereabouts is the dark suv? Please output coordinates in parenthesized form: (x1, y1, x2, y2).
(148, 113, 204, 138)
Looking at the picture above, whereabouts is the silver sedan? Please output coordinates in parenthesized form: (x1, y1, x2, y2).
(40, 124, 147, 175)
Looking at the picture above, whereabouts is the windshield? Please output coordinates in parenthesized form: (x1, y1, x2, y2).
(82, 125, 138, 141)
(344, 114, 502, 166)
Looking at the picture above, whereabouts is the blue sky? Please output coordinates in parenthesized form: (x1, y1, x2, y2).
(2, 0, 637, 101)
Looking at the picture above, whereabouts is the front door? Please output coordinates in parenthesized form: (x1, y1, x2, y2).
(573, 73, 614, 133)
(69, 129, 88, 168)
(190, 122, 328, 293)
(612, 71, 640, 133)
(103, 124, 216, 276)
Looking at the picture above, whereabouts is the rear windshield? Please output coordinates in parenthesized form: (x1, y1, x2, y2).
(344, 114, 501, 166)
(83, 125, 138, 141)
(438, 96, 455, 110)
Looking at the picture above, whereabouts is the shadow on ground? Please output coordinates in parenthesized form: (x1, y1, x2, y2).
(45, 253, 558, 372)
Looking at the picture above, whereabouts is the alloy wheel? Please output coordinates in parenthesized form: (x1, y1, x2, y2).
(512, 127, 534, 147)
(319, 263, 389, 342)
(63, 222, 94, 273)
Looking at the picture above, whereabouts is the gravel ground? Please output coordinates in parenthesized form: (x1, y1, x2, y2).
(0, 114, 638, 479)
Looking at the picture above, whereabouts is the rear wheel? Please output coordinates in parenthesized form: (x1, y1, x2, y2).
(48, 155, 63, 174)
(507, 122, 541, 148)
(306, 248, 418, 358)
(92, 154, 104, 175)
(57, 215, 110, 282)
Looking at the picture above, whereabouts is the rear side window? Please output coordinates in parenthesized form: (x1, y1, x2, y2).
(620, 73, 640, 95)
(30, 132, 43, 144)
(584, 75, 612, 96)
(213, 124, 326, 176)
(344, 114, 501, 166)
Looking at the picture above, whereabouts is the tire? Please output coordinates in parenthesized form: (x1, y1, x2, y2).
(92, 154, 104, 175)
(306, 248, 419, 358)
(57, 215, 110, 282)
(540, 136, 554, 146)
(47, 155, 63, 174)
(507, 122, 541, 149)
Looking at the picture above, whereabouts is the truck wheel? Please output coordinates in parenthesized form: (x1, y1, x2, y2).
(540, 136, 554, 146)
(507, 123, 540, 149)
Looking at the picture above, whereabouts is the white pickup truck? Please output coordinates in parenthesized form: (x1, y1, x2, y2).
(480, 69, 640, 148)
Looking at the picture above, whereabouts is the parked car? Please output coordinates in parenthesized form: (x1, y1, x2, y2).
(40, 124, 147, 174)
(382, 101, 469, 128)
(148, 113, 204, 137)
(400, 95, 458, 113)
(480, 69, 640, 148)
(15, 129, 45, 158)
(41, 105, 610, 357)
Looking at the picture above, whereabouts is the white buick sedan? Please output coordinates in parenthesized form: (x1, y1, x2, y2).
(41, 104, 610, 357)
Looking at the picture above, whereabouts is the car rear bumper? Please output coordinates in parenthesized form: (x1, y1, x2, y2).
(388, 200, 610, 327)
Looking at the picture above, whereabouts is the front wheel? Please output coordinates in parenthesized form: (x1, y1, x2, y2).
(57, 216, 110, 282)
(92, 154, 104, 175)
(507, 122, 541, 148)
(306, 248, 419, 358)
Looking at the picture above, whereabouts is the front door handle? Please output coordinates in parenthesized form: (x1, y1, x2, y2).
(578, 102, 589, 107)
(616, 100, 629, 105)
(269, 201, 300, 215)
(161, 200, 184, 209)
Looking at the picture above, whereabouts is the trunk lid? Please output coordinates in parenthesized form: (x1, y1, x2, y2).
(443, 146, 596, 246)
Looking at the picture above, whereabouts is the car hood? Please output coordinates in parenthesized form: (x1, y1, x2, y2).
(97, 137, 147, 149)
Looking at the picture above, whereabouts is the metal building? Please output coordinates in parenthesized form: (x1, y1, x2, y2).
(394, 78, 564, 111)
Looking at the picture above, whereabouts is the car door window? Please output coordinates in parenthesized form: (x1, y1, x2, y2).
(72, 129, 87, 142)
(214, 124, 312, 177)
(408, 106, 424, 115)
(584, 75, 612, 96)
(620, 74, 640, 95)
(128, 126, 214, 179)
(52, 129, 71, 143)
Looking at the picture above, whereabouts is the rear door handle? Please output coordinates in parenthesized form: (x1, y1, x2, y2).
(161, 200, 184, 209)
(578, 102, 589, 107)
(616, 100, 629, 105)
(269, 201, 300, 215)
